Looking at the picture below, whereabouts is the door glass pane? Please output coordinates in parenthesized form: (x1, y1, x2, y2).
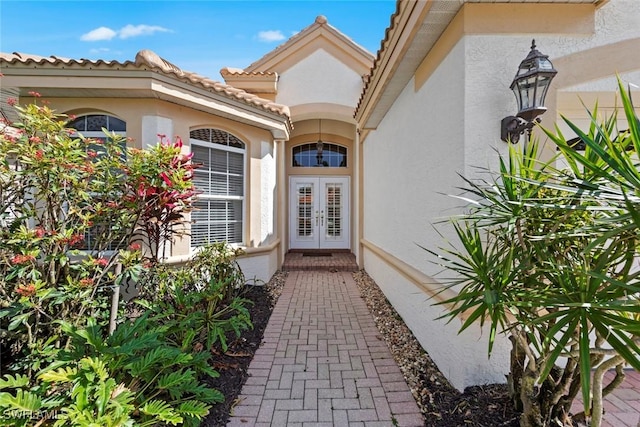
(325, 183, 341, 238)
(297, 184, 313, 237)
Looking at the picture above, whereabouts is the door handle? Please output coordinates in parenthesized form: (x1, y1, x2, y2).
(320, 210, 324, 226)
(315, 210, 319, 226)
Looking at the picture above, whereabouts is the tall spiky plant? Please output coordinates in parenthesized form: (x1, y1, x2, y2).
(431, 79, 640, 427)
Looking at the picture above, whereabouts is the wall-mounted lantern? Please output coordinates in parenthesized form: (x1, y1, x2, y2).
(501, 40, 557, 143)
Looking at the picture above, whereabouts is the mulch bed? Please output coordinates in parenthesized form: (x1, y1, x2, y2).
(201, 271, 287, 427)
(352, 270, 520, 427)
(201, 270, 520, 427)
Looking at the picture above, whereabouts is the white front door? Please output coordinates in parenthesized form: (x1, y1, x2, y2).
(289, 176, 350, 250)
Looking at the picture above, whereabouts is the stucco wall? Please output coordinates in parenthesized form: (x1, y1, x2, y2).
(363, 248, 510, 391)
(466, 0, 640, 163)
(277, 48, 364, 110)
(363, 40, 467, 276)
(361, 40, 513, 390)
(361, 0, 640, 390)
(260, 141, 276, 245)
(237, 248, 279, 284)
(41, 97, 278, 262)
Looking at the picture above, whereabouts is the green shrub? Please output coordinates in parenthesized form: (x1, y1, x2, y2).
(140, 243, 253, 352)
(0, 99, 251, 426)
(0, 316, 219, 426)
(432, 79, 640, 427)
(0, 99, 195, 374)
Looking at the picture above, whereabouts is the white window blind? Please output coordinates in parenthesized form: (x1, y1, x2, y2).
(190, 129, 245, 247)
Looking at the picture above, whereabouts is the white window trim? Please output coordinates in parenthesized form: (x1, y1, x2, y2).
(190, 138, 246, 248)
(292, 142, 348, 168)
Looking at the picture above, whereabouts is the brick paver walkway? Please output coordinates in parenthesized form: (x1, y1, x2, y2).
(227, 271, 424, 427)
(572, 369, 640, 427)
(282, 251, 358, 272)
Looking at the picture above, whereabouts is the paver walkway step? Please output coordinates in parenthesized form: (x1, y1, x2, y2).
(282, 251, 358, 272)
(227, 271, 424, 426)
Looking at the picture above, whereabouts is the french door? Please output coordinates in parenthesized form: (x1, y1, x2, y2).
(289, 176, 350, 250)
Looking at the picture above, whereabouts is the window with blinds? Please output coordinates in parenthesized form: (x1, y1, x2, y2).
(67, 114, 127, 252)
(190, 129, 245, 247)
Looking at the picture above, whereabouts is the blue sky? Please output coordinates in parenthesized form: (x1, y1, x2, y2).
(0, 1, 396, 79)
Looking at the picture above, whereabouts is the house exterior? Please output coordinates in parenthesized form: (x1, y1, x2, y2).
(2, 0, 639, 391)
(355, 0, 640, 389)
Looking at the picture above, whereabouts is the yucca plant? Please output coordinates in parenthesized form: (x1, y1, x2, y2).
(431, 79, 640, 427)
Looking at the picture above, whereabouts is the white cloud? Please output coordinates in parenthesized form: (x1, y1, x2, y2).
(81, 24, 171, 42)
(81, 26, 117, 41)
(119, 24, 170, 39)
(257, 30, 286, 43)
(89, 47, 111, 54)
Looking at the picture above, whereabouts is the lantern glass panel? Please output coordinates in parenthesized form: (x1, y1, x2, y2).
(534, 75, 552, 108)
(538, 58, 554, 71)
(516, 75, 538, 111)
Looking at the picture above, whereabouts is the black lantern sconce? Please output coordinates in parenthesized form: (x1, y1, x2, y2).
(501, 40, 557, 143)
(316, 119, 324, 166)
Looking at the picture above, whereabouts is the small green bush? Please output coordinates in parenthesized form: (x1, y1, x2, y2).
(0, 98, 253, 426)
(139, 243, 253, 352)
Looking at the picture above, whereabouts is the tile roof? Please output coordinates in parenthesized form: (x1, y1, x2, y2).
(0, 50, 291, 120)
(220, 67, 277, 78)
(244, 15, 374, 73)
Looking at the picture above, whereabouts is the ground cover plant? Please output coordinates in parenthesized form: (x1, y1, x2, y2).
(432, 80, 640, 427)
(0, 98, 253, 426)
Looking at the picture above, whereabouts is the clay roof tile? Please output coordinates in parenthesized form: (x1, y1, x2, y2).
(1, 50, 291, 123)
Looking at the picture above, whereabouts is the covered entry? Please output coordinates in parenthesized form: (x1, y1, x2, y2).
(289, 176, 350, 250)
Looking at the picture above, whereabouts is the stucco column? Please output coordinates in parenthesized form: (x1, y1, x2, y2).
(275, 139, 287, 268)
(355, 127, 363, 269)
(141, 115, 174, 147)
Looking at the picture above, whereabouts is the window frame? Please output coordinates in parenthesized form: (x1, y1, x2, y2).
(66, 114, 128, 254)
(292, 142, 348, 168)
(189, 131, 247, 248)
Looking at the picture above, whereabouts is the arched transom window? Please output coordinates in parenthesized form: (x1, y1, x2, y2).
(67, 114, 126, 140)
(190, 128, 245, 247)
(292, 143, 347, 168)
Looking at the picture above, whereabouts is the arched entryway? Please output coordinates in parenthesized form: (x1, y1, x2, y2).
(285, 118, 354, 251)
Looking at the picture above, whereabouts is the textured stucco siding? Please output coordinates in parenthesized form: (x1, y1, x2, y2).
(363, 247, 510, 391)
(237, 249, 279, 284)
(363, 40, 467, 277)
(361, 0, 640, 390)
(362, 40, 512, 390)
(277, 49, 364, 110)
(260, 140, 276, 245)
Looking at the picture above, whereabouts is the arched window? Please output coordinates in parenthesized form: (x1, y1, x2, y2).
(67, 114, 126, 139)
(67, 113, 127, 158)
(292, 143, 347, 167)
(190, 128, 245, 247)
(67, 114, 127, 251)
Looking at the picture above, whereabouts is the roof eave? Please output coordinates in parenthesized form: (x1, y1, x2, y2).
(0, 59, 292, 139)
(244, 15, 375, 74)
(354, 0, 605, 131)
(355, 0, 433, 130)
(149, 75, 292, 139)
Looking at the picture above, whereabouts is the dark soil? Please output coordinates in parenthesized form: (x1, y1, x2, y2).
(200, 284, 276, 427)
(201, 271, 521, 427)
(353, 270, 520, 427)
(425, 384, 520, 426)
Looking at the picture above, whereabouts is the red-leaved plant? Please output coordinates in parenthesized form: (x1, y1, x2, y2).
(0, 99, 196, 374)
